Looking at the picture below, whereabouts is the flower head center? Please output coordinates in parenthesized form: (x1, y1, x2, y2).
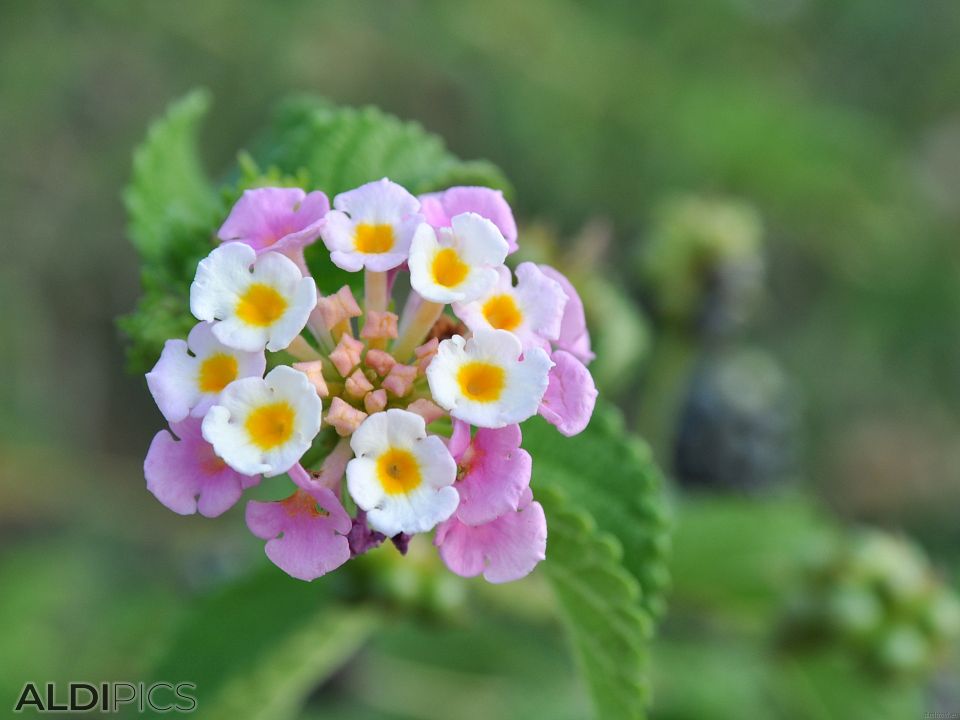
(431, 248, 469, 287)
(236, 283, 287, 327)
(245, 401, 295, 449)
(355, 223, 395, 254)
(457, 361, 506, 402)
(482, 294, 522, 332)
(376, 448, 422, 495)
(197, 353, 239, 393)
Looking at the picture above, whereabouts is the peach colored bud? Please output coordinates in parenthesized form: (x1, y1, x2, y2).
(364, 348, 397, 376)
(326, 397, 368, 437)
(363, 388, 388, 414)
(382, 363, 418, 397)
(345, 369, 375, 399)
(316, 285, 362, 330)
(329, 334, 364, 377)
(414, 337, 439, 375)
(360, 311, 399, 340)
(407, 398, 445, 424)
(292, 360, 329, 397)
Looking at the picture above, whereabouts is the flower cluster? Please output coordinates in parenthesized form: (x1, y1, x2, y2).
(143, 180, 597, 583)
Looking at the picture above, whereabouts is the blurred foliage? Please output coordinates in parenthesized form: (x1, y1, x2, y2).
(654, 496, 943, 719)
(781, 528, 960, 678)
(638, 196, 764, 337)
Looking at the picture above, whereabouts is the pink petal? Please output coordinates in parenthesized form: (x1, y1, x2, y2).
(538, 350, 598, 437)
(419, 186, 518, 254)
(435, 494, 547, 583)
(145, 418, 260, 518)
(245, 485, 352, 581)
(538, 265, 595, 364)
(447, 419, 472, 460)
(455, 425, 532, 526)
(218, 188, 329, 255)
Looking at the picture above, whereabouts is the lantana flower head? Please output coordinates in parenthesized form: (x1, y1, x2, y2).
(141, 178, 598, 584)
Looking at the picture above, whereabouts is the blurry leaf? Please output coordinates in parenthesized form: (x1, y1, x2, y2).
(771, 650, 924, 720)
(669, 495, 833, 627)
(143, 567, 379, 720)
(250, 96, 512, 198)
(119, 90, 222, 371)
(524, 406, 671, 618)
(123, 89, 221, 261)
(651, 636, 770, 720)
(538, 487, 652, 720)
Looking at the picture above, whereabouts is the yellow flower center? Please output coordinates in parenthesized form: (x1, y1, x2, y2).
(354, 223, 395, 254)
(431, 248, 469, 288)
(376, 448, 422, 495)
(482, 294, 523, 332)
(457, 361, 506, 403)
(245, 402, 296, 450)
(236, 283, 288, 327)
(197, 353, 239, 393)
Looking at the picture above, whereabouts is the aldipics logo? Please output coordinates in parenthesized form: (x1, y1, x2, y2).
(13, 682, 197, 714)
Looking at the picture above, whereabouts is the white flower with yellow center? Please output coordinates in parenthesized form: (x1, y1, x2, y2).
(320, 178, 422, 272)
(346, 409, 459, 537)
(452, 262, 567, 350)
(190, 243, 317, 352)
(146, 322, 266, 423)
(426, 329, 553, 428)
(408, 212, 509, 304)
(202, 365, 322, 477)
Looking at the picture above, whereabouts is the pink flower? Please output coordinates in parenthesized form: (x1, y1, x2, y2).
(452, 424, 532, 527)
(218, 187, 329, 255)
(435, 489, 546, 583)
(539, 350, 598, 437)
(420, 186, 518, 254)
(539, 265, 595, 364)
(145, 417, 260, 518)
(246, 484, 352, 581)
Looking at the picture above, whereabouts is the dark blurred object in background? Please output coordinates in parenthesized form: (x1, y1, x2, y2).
(674, 347, 798, 494)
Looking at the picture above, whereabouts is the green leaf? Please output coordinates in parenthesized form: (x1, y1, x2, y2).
(143, 567, 380, 720)
(249, 96, 512, 198)
(539, 488, 652, 720)
(124, 89, 221, 261)
(119, 90, 223, 371)
(524, 405, 671, 619)
(524, 403, 671, 719)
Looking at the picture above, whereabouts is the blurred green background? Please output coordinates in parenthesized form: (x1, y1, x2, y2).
(2, 0, 960, 717)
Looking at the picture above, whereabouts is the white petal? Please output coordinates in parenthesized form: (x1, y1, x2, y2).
(451, 212, 508, 266)
(264, 276, 317, 351)
(320, 210, 357, 253)
(146, 339, 199, 423)
(190, 244, 255, 322)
